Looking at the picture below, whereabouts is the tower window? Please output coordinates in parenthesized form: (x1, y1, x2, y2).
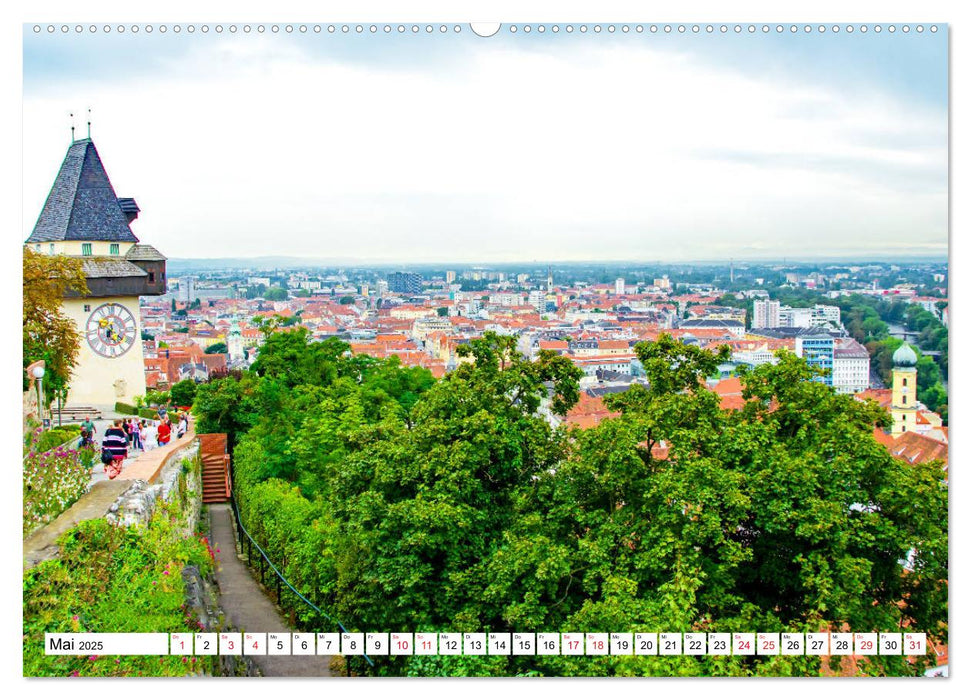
(902, 377, 908, 387)
(49, 243, 54, 254)
(110, 243, 119, 255)
(148, 271, 156, 283)
(81, 243, 92, 256)
(83, 304, 90, 312)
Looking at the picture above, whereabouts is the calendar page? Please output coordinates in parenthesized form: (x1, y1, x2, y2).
(19, 0, 951, 684)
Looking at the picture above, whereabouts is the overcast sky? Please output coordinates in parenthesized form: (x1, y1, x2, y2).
(22, 25, 948, 263)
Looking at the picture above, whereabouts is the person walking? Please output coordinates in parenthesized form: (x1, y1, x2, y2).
(157, 416, 172, 447)
(121, 418, 132, 449)
(131, 419, 144, 452)
(102, 419, 129, 479)
(81, 415, 96, 439)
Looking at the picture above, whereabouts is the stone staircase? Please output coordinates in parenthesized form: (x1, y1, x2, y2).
(55, 405, 102, 422)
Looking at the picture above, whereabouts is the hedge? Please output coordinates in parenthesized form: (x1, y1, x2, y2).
(114, 401, 137, 415)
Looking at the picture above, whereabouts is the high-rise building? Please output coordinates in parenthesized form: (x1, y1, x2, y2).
(528, 290, 547, 313)
(387, 271, 422, 295)
(752, 299, 781, 328)
(615, 278, 625, 296)
(445, 271, 456, 284)
(795, 335, 834, 386)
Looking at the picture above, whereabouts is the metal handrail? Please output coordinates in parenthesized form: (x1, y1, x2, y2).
(228, 495, 374, 667)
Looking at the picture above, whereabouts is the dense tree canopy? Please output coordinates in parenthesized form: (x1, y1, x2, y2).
(22, 248, 89, 398)
(194, 330, 947, 677)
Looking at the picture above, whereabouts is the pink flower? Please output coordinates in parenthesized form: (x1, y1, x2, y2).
(163, 570, 170, 576)
(72, 615, 78, 621)
(69, 671, 80, 677)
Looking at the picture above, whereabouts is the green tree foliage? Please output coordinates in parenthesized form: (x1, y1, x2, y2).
(195, 333, 947, 677)
(264, 286, 289, 301)
(169, 379, 198, 407)
(204, 342, 228, 354)
(339, 296, 355, 305)
(22, 248, 89, 398)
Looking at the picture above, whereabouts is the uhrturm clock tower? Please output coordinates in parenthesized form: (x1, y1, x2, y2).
(25, 137, 166, 409)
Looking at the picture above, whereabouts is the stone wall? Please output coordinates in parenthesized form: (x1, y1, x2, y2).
(105, 441, 200, 528)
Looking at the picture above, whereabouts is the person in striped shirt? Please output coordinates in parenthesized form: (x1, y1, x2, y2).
(102, 419, 128, 479)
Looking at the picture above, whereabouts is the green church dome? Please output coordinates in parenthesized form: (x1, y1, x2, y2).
(893, 342, 918, 367)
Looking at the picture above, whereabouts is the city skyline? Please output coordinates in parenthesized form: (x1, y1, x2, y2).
(23, 25, 948, 262)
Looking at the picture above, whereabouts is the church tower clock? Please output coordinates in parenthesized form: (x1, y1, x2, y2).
(25, 136, 166, 409)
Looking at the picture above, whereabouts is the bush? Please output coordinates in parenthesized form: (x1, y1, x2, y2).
(23, 497, 216, 677)
(33, 428, 77, 453)
(145, 390, 170, 407)
(114, 401, 137, 415)
(139, 408, 159, 420)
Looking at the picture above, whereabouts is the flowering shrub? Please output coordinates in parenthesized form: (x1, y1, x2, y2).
(23, 429, 91, 536)
(23, 486, 215, 677)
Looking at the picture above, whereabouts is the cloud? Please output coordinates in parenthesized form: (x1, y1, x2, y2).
(23, 34, 947, 261)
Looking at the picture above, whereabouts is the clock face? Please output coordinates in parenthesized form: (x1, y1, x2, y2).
(85, 302, 138, 358)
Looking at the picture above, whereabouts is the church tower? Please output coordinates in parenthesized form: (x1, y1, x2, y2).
(227, 316, 245, 366)
(890, 342, 918, 437)
(25, 137, 166, 409)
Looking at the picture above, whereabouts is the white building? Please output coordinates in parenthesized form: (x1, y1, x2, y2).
(490, 292, 525, 307)
(779, 306, 814, 328)
(732, 349, 779, 367)
(528, 290, 547, 313)
(832, 338, 871, 395)
(752, 300, 781, 328)
(615, 278, 626, 296)
(812, 304, 841, 327)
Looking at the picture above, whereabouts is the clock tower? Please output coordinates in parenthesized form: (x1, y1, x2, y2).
(25, 137, 166, 409)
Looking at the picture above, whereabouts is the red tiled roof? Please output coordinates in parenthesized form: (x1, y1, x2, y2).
(856, 389, 892, 410)
(889, 432, 948, 466)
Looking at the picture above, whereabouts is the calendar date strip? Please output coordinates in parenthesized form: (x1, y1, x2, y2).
(46, 631, 927, 657)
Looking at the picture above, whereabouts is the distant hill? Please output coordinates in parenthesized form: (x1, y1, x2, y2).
(166, 256, 372, 273)
(167, 254, 948, 274)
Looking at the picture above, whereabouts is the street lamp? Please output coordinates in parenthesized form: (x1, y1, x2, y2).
(32, 365, 46, 428)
